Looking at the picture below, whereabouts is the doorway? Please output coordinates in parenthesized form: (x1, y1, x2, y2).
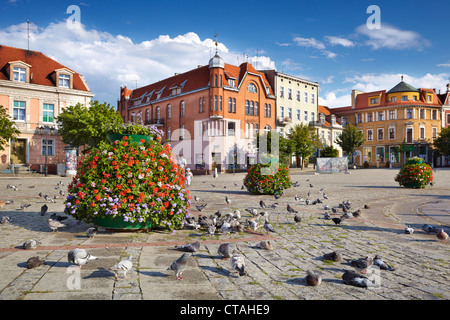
(10, 139, 27, 164)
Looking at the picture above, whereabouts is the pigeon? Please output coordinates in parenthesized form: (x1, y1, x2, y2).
(331, 207, 338, 214)
(218, 243, 235, 259)
(294, 194, 301, 201)
(50, 213, 68, 222)
(294, 214, 302, 224)
(347, 256, 374, 274)
(323, 212, 331, 220)
(324, 205, 330, 210)
(331, 218, 342, 225)
(259, 200, 267, 208)
(342, 270, 371, 288)
(59, 190, 65, 196)
(225, 196, 231, 205)
(110, 255, 133, 280)
(373, 255, 395, 271)
(86, 227, 98, 238)
(43, 195, 54, 203)
(233, 210, 241, 220)
(20, 203, 32, 210)
(1, 216, 11, 224)
(422, 224, 438, 233)
(68, 248, 98, 268)
(323, 251, 342, 262)
(22, 239, 40, 250)
(175, 240, 200, 253)
(263, 218, 275, 234)
(48, 218, 66, 232)
(168, 253, 190, 280)
(230, 255, 246, 276)
(256, 240, 274, 250)
(352, 210, 361, 218)
(247, 219, 259, 232)
(287, 204, 298, 213)
(207, 224, 215, 236)
(26, 256, 45, 269)
(436, 229, 449, 243)
(405, 225, 414, 234)
(245, 208, 258, 217)
(196, 204, 207, 212)
(364, 204, 370, 209)
(40, 204, 48, 216)
(194, 195, 200, 202)
(220, 220, 232, 233)
(323, 193, 328, 200)
(305, 270, 322, 286)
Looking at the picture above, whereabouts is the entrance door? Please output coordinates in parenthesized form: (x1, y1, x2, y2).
(10, 139, 26, 164)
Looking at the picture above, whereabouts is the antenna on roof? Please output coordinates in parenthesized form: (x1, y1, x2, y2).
(401, 75, 404, 81)
(213, 32, 218, 54)
(256, 48, 259, 69)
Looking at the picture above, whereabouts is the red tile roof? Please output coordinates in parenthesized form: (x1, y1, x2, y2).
(0, 44, 90, 92)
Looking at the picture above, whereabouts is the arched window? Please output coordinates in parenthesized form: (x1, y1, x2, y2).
(220, 75, 222, 87)
(156, 106, 161, 120)
(167, 104, 171, 119)
(145, 109, 150, 123)
(214, 75, 218, 87)
(167, 127, 171, 140)
(264, 125, 271, 133)
(180, 101, 185, 117)
(247, 83, 257, 93)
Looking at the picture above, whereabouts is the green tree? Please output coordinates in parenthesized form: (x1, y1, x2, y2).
(255, 130, 292, 166)
(335, 124, 365, 164)
(433, 127, 450, 156)
(56, 101, 123, 149)
(0, 105, 21, 151)
(320, 145, 339, 158)
(287, 123, 321, 169)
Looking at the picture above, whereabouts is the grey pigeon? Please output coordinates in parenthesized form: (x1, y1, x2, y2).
(48, 218, 66, 232)
(294, 214, 302, 224)
(86, 227, 98, 238)
(110, 255, 133, 280)
(323, 251, 342, 262)
(20, 203, 31, 210)
(194, 195, 200, 202)
(225, 196, 231, 205)
(50, 213, 68, 222)
(422, 224, 438, 233)
(68, 248, 98, 268)
(405, 225, 414, 234)
(287, 204, 298, 213)
(196, 204, 207, 212)
(175, 240, 200, 253)
(207, 224, 216, 236)
(373, 255, 395, 271)
(347, 256, 374, 274)
(323, 212, 331, 220)
(168, 253, 190, 280)
(218, 243, 235, 259)
(245, 208, 258, 217)
(259, 200, 267, 208)
(305, 270, 322, 286)
(437, 229, 449, 242)
(256, 240, 274, 250)
(26, 256, 45, 269)
(23, 239, 40, 250)
(352, 210, 361, 218)
(230, 255, 246, 276)
(263, 218, 275, 234)
(40, 204, 48, 216)
(332, 218, 342, 225)
(0, 216, 11, 224)
(342, 270, 371, 287)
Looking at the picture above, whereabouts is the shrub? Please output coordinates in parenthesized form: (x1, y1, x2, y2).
(243, 163, 292, 195)
(64, 134, 190, 231)
(394, 162, 434, 188)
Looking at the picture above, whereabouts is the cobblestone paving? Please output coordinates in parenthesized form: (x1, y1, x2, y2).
(0, 168, 449, 300)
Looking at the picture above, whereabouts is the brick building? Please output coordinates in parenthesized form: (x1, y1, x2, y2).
(118, 51, 276, 171)
(332, 78, 443, 167)
(0, 44, 93, 173)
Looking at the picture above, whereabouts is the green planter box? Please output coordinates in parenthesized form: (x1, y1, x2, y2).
(406, 158, 423, 165)
(92, 215, 152, 231)
(107, 134, 153, 143)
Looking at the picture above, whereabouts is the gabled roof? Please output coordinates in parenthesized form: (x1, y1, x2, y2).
(0, 44, 90, 92)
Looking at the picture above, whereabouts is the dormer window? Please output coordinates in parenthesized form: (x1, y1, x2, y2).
(59, 74, 70, 88)
(13, 67, 26, 82)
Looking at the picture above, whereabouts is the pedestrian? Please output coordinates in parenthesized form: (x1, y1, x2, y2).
(185, 168, 193, 186)
(178, 154, 187, 172)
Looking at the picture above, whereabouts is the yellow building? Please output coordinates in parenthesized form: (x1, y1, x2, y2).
(333, 79, 442, 167)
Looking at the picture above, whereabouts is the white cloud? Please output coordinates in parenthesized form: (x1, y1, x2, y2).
(355, 23, 430, 50)
(292, 37, 326, 50)
(325, 36, 355, 48)
(0, 22, 276, 105)
(437, 62, 450, 68)
(319, 91, 352, 108)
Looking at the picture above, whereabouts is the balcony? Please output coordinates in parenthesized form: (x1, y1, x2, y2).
(144, 118, 165, 126)
(277, 116, 292, 125)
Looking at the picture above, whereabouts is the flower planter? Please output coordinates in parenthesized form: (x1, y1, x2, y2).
(92, 215, 152, 230)
(406, 158, 422, 165)
(107, 133, 153, 143)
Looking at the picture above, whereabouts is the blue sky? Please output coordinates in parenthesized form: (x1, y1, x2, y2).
(1, 0, 450, 108)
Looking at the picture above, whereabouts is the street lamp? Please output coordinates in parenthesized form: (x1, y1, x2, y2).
(38, 125, 55, 176)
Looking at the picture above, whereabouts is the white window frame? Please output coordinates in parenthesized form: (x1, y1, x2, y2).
(367, 129, 373, 141)
(43, 103, 54, 123)
(388, 127, 396, 140)
(377, 128, 384, 141)
(59, 74, 70, 88)
(13, 100, 26, 121)
(13, 67, 26, 82)
(41, 138, 55, 156)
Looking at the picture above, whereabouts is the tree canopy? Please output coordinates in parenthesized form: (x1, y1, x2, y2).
(335, 124, 365, 162)
(320, 145, 339, 158)
(0, 105, 21, 151)
(433, 127, 450, 156)
(56, 101, 123, 149)
(287, 123, 321, 168)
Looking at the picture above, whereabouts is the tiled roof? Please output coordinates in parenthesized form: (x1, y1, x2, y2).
(0, 44, 90, 92)
(387, 80, 419, 94)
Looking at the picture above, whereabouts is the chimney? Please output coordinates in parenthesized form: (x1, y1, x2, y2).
(351, 89, 363, 109)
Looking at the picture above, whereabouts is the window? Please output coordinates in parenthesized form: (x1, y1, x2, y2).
(279, 86, 284, 98)
(402, 96, 408, 101)
(389, 110, 396, 120)
(264, 125, 271, 133)
(228, 98, 232, 113)
(431, 110, 437, 120)
(245, 100, 249, 115)
(447, 113, 450, 124)
(367, 113, 373, 122)
(304, 111, 308, 121)
(311, 93, 315, 104)
(228, 121, 235, 136)
(255, 102, 259, 116)
(406, 109, 413, 119)
(249, 101, 254, 115)
(304, 92, 308, 103)
(229, 79, 235, 87)
(389, 127, 395, 140)
(156, 107, 161, 120)
(288, 108, 292, 119)
(13, 101, 26, 121)
(220, 75, 222, 87)
(59, 74, 70, 88)
(167, 127, 171, 140)
(288, 88, 292, 99)
(297, 109, 301, 121)
(377, 128, 384, 140)
(342, 116, 347, 127)
(376, 147, 385, 162)
(180, 125, 185, 140)
(311, 112, 315, 123)
(167, 105, 172, 118)
(247, 83, 257, 93)
(220, 96, 222, 111)
(264, 104, 268, 117)
(254, 124, 259, 136)
(232, 98, 236, 113)
(280, 106, 284, 118)
(267, 104, 271, 117)
(406, 127, 413, 143)
(42, 139, 54, 156)
(391, 96, 397, 102)
(357, 114, 363, 123)
(13, 67, 26, 82)
(427, 95, 432, 102)
(214, 75, 218, 87)
(419, 127, 425, 140)
(363, 147, 372, 163)
(370, 97, 379, 104)
(214, 96, 218, 111)
(419, 109, 425, 119)
(43, 104, 54, 123)
(296, 90, 301, 101)
(378, 111, 385, 121)
(413, 96, 418, 101)
(146, 109, 150, 122)
(367, 129, 373, 141)
(432, 127, 437, 140)
(200, 97, 205, 113)
(180, 101, 185, 117)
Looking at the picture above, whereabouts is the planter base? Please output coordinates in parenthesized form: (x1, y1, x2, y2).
(92, 215, 152, 231)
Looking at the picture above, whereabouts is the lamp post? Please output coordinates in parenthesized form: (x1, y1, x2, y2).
(38, 125, 55, 176)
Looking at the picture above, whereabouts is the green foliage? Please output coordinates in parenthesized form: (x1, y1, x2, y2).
(65, 135, 190, 231)
(320, 145, 339, 158)
(394, 162, 434, 188)
(287, 123, 321, 168)
(56, 101, 123, 149)
(0, 105, 21, 151)
(243, 163, 292, 195)
(255, 131, 292, 166)
(433, 127, 450, 156)
(106, 122, 164, 137)
(335, 124, 365, 161)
